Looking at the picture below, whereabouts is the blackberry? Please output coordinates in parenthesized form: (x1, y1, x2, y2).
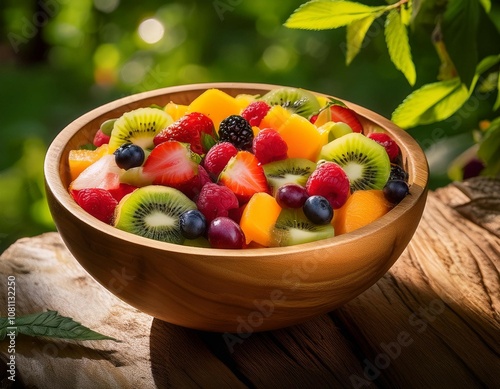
(218, 115, 254, 150)
(389, 163, 409, 182)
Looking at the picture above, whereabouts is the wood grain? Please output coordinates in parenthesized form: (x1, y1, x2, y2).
(1, 179, 499, 388)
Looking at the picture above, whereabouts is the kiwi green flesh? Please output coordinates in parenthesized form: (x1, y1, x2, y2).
(263, 158, 317, 194)
(109, 107, 172, 151)
(319, 133, 390, 191)
(272, 209, 335, 247)
(114, 185, 196, 244)
(260, 87, 321, 119)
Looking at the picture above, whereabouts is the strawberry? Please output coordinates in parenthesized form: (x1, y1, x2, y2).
(171, 165, 212, 201)
(252, 128, 288, 164)
(73, 188, 118, 224)
(93, 128, 111, 147)
(241, 101, 271, 126)
(143, 141, 201, 187)
(153, 112, 216, 154)
(329, 105, 363, 133)
(108, 183, 137, 202)
(368, 132, 400, 161)
(306, 162, 350, 209)
(219, 151, 268, 203)
(203, 142, 238, 180)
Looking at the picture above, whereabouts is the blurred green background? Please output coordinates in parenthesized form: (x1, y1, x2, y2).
(1, 0, 498, 252)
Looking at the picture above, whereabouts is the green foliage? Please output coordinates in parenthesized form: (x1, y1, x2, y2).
(286, 0, 500, 177)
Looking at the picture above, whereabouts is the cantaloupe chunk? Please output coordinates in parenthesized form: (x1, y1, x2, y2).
(278, 114, 323, 161)
(164, 102, 188, 121)
(333, 190, 392, 235)
(187, 89, 241, 131)
(68, 144, 110, 182)
(240, 192, 282, 247)
(259, 105, 291, 131)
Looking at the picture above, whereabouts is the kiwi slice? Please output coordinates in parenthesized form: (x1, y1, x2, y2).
(260, 87, 321, 119)
(319, 133, 390, 191)
(108, 107, 173, 151)
(114, 185, 196, 245)
(263, 158, 317, 194)
(272, 208, 334, 246)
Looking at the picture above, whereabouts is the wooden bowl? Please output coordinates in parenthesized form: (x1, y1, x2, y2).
(44, 83, 428, 332)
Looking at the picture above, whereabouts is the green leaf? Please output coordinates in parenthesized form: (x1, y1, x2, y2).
(479, 0, 491, 13)
(478, 117, 500, 175)
(475, 54, 500, 76)
(385, 9, 416, 86)
(0, 311, 119, 341)
(495, 72, 500, 111)
(345, 14, 378, 65)
(441, 0, 479, 88)
(284, 0, 386, 30)
(392, 78, 469, 128)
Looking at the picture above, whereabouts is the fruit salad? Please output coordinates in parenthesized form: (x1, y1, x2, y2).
(67, 87, 410, 249)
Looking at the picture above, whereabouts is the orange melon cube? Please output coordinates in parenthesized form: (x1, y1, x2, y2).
(187, 89, 241, 131)
(333, 190, 392, 235)
(235, 94, 258, 110)
(278, 114, 323, 161)
(164, 102, 188, 121)
(259, 105, 291, 131)
(240, 192, 282, 247)
(68, 144, 110, 182)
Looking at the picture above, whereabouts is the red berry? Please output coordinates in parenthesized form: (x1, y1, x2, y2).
(329, 105, 363, 133)
(108, 183, 137, 202)
(241, 101, 271, 127)
(252, 128, 288, 165)
(203, 142, 238, 180)
(93, 128, 110, 147)
(73, 188, 118, 224)
(306, 162, 350, 209)
(196, 182, 239, 223)
(218, 151, 269, 204)
(208, 217, 245, 249)
(368, 133, 400, 162)
(143, 141, 200, 187)
(153, 112, 216, 154)
(172, 165, 212, 201)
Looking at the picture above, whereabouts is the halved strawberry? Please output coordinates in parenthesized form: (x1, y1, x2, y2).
(142, 141, 200, 187)
(329, 105, 363, 133)
(218, 151, 268, 203)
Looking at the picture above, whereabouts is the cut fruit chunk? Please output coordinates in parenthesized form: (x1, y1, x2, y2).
(319, 133, 391, 191)
(164, 102, 188, 121)
(272, 208, 334, 247)
(240, 192, 282, 247)
(259, 105, 291, 131)
(114, 185, 196, 245)
(68, 144, 110, 182)
(333, 189, 392, 235)
(69, 154, 122, 192)
(187, 89, 241, 131)
(262, 158, 317, 195)
(278, 114, 323, 161)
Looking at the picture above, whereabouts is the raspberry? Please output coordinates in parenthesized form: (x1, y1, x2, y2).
(241, 101, 271, 126)
(306, 162, 350, 209)
(218, 115, 254, 150)
(252, 128, 288, 164)
(196, 182, 239, 223)
(154, 112, 216, 154)
(73, 188, 118, 224)
(203, 142, 238, 180)
(93, 128, 110, 147)
(368, 133, 400, 161)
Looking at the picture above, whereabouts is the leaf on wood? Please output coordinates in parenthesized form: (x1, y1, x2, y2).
(441, 0, 479, 88)
(0, 311, 119, 342)
(345, 14, 378, 65)
(453, 176, 500, 202)
(284, 0, 386, 30)
(392, 78, 468, 128)
(385, 9, 416, 86)
(454, 198, 500, 238)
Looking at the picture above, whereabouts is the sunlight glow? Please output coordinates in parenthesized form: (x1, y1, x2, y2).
(138, 18, 165, 44)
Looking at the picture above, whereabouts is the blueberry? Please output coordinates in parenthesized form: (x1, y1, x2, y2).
(179, 210, 207, 240)
(114, 143, 145, 170)
(383, 180, 410, 204)
(303, 195, 333, 225)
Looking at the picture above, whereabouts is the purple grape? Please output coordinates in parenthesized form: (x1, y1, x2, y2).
(275, 184, 309, 208)
(208, 217, 245, 249)
(383, 180, 410, 204)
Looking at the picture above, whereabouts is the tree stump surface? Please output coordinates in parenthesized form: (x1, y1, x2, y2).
(1, 177, 499, 389)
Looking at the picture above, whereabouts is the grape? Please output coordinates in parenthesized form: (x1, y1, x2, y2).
(383, 180, 409, 204)
(114, 143, 145, 170)
(303, 195, 333, 225)
(275, 184, 308, 208)
(179, 210, 207, 239)
(208, 217, 245, 249)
